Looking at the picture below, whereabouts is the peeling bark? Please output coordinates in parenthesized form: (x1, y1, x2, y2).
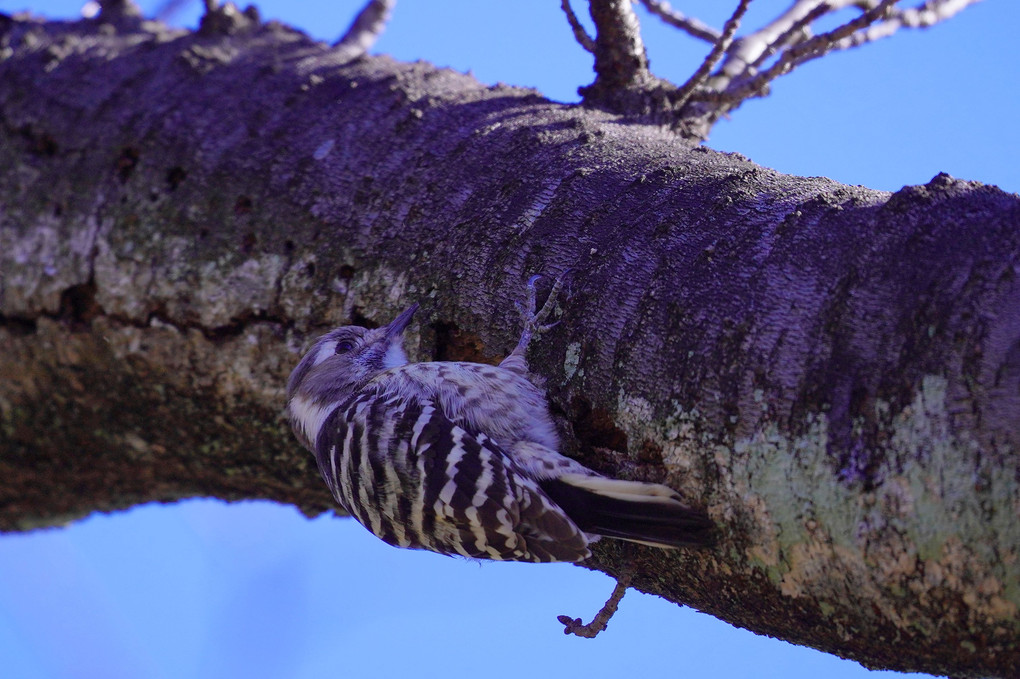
(0, 13, 1018, 677)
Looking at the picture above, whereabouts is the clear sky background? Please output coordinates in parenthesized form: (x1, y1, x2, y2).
(1, 2, 1017, 678)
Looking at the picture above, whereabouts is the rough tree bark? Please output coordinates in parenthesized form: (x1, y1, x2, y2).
(1, 11, 1017, 678)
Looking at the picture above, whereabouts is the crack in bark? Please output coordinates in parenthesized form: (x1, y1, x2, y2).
(0, 279, 295, 343)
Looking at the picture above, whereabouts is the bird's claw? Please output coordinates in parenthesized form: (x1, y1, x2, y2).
(504, 272, 570, 365)
(520, 273, 567, 336)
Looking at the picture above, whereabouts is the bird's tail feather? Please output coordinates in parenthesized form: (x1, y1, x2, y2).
(540, 473, 716, 549)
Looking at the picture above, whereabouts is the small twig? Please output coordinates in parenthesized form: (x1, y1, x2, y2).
(691, 0, 980, 115)
(333, 0, 396, 57)
(784, 0, 898, 61)
(745, 2, 832, 74)
(704, 0, 899, 104)
(673, 0, 753, 109)
(893, 0, 980, 28)
(561, 0, 596, 53)
(839, 0, 983, 49)
(637, 0, 721, 43)
(558, 575, 631, 639)
(714, 0, 863, 88)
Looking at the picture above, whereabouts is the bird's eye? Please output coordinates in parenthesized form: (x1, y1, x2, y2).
(335, 340, 356, 354)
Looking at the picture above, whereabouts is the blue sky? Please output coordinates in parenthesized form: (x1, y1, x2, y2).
(1, 2, 1017, 678)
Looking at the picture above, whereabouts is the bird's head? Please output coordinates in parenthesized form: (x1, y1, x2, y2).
(287, 303, 418, 450)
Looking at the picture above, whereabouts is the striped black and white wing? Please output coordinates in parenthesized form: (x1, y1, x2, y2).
(313, 389, 591, 563)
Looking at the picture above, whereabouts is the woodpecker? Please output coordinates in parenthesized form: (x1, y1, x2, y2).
(287, 278, 715, 562)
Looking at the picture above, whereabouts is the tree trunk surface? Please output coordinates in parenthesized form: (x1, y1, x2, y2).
(1, 13, 1017, 678)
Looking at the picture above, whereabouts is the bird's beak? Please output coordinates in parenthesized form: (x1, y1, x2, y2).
(385, 303, 419, 339)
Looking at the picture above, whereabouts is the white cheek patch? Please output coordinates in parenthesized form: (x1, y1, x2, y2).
(312, 341, 337, 367)
(382, 341, 408, 369)
(289, 395, 341, 449)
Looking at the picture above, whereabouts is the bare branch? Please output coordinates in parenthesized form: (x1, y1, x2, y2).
(588, 0, 653, 90)
(673, 0, 753, 109)
(714, 0, 861, 88)
(696, 0, 899, 107)
(669, 0, 983, 139)
(561, 0, 596, 53)
(895, 0, 979, 26)
(333, 0, 396, 57)
(578, 0, 665, 114)
(702, 0, 982, 108)
(637, 0, 721, 43)
(744, 2, 832, 74)
(840, 0, 983, 48)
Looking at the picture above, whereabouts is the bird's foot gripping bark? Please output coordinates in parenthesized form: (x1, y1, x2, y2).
(557, 575, 631, 639)
(510, 273, 567, 356)
(498, 273, 568, 377)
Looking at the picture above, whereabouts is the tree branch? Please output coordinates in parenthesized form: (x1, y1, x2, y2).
(1, 14, 1017, 678)
(835, 0, 982, 48)
(636, 0, 720, 43)
(578, 0, 693, 119)
(561, 0, 596, 53)
(672, 0, 753, 109)
(333, 0, 396, 59)
(716, 0, 863, 86)
(716, 0, 900, 103)
(588, 0, 651, 87)
(677, 0, 982, 138)
(742, 1, 833, 75)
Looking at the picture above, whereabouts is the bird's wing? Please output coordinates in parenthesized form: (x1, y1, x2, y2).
(318, 389, 590, 563)
(382, 361, 562, 452)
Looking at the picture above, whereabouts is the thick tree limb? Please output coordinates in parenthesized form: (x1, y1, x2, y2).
(0, 14, 1017, 678)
